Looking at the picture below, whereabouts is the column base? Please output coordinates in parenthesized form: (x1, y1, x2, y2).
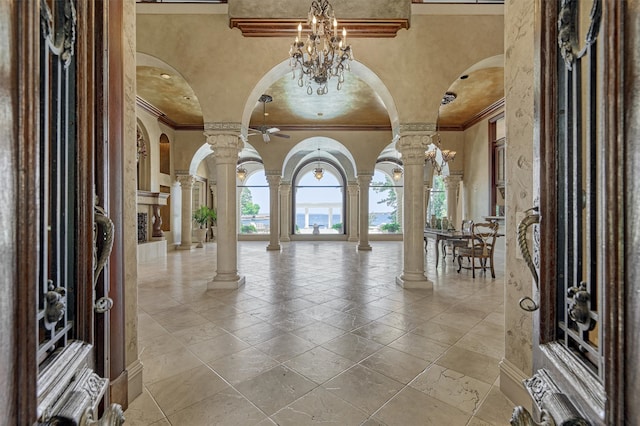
(127, 358, 144, 404)
(177, 243, 193, 250)
(499, 358, 533, 411)
(357, 244, 372, 251)
(395, 274, 433, 289)
(266, 244, 281, 251)
(347, 235, 359, 242)
(280, 235, 291, 242)
(208, 274, 246, 290)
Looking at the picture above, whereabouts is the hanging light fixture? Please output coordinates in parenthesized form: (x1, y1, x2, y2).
(236, 166, 247, 182)
(313, 148, 324, 180)
(289, 0, 354, 95)
(425, 135, 456, 175)
(392, 167, 403, 181)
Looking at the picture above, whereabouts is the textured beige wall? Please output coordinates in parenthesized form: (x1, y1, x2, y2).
(228, 0, 410, 20)
(136, 12, 503, 125)
(500, 0, 534, 407)
(461, 120, 490, 221)
(123, 0, 142, 404)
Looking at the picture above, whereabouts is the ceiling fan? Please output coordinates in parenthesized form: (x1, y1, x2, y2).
(248, 94, 291, 143)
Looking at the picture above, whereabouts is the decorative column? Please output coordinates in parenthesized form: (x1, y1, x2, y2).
(347, 182, 359, 242)
(205, 123, 245, 289)
(279, 182, 291, 242)
(266, 172, 281, 251)
(443, 173, 463, 229)
(176, 175, 195, 250)
(357, 174, 373, 251)
(396, 126, 433, 289)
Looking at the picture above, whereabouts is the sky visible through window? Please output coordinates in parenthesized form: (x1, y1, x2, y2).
(241, 169, 394, 216)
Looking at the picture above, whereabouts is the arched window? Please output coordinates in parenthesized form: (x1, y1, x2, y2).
(370, 168, 403, 233)
(238, 169, 269, 234)
(427, 174, 447, 222)
(293, 165, 345, 235)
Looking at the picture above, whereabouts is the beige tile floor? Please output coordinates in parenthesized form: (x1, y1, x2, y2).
(125, 240, 515, 425)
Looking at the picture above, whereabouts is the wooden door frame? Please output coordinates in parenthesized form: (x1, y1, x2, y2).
(534, 1, 628, 424)
(1, 1, 39, 422)
(0, 0, 128, 421)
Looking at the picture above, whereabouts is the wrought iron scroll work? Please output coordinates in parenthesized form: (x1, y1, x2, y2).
(94, 199, 115, 312)
(518, 207, 541, 312)
(511, 369, 590, 426)
(558, 0, 602, 70)
(40, 0, 77, 68)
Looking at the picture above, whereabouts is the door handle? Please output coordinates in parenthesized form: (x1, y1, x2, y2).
(517, 207, 540, 312)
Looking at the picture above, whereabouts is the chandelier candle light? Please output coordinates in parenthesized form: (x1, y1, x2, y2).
(289, 0, 354, 95)
(425, 137, 457, 175)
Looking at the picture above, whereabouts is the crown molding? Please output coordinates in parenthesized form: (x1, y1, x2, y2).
(229, 18, 408, 38)
(461, 98, 505, 130)
(136, 96, 204, 130)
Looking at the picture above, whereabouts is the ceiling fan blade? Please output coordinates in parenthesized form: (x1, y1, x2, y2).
(266, 127, 280, 134)
(262, 133, 271, 143)
(272, 133, 290, 139)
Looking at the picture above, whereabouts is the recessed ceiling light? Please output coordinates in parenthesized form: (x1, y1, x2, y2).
(264, 112, 269, 117)
(160, 73, 171, 79)
(460, 74, 469, 80)
(183, 96, 191, 100)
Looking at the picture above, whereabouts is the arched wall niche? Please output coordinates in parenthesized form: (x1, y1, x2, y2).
(136, 120, 151, 191)
(159, 133, 171, 175)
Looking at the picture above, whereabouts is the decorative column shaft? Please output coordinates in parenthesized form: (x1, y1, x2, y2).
(396, 129, 433, 289)
(279, 182, 291, 242)
(266, 172, 281, 251)
(357, 174, 373, 251)
(176, 175, 195, 250)
(205, 123, 245, 289)
(443, 173, 463, 229)
(347, 182, 359, 242)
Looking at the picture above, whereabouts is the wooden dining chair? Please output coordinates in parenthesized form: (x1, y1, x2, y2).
(442, 220, 473, 262)
(456, 221, 499, 278)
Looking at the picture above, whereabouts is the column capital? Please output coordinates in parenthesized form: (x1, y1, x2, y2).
(347, 182, 359, 195)
(279, 182, 291, 193)
(204, 121, 242, 134)
(443, 173, 463, 189)
(398, 122, 437, 134)
(176, 174, 195, 188)
(205, 124, 243, 164)
(357, 174, 373, 185)
(265, 174, 281, 186)
(397, 133, 433, 166)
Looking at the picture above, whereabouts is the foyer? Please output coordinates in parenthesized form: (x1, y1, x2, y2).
(125, 241, 513, 425)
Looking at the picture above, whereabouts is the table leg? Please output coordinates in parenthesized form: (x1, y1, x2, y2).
(435, 237, 440, 268)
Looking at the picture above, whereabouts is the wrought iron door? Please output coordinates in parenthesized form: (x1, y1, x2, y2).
(512, 1, 627, 425)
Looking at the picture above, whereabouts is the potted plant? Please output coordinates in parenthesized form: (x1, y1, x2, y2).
(193, 206, 215, 247)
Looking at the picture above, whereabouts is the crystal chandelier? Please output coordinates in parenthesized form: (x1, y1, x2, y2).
(289, 0, 354, 95)
(425, 135, 456, 175)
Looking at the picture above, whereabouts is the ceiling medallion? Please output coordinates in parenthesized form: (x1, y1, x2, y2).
(441, 91, 457, 106)
(289, 0, 354, 95)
